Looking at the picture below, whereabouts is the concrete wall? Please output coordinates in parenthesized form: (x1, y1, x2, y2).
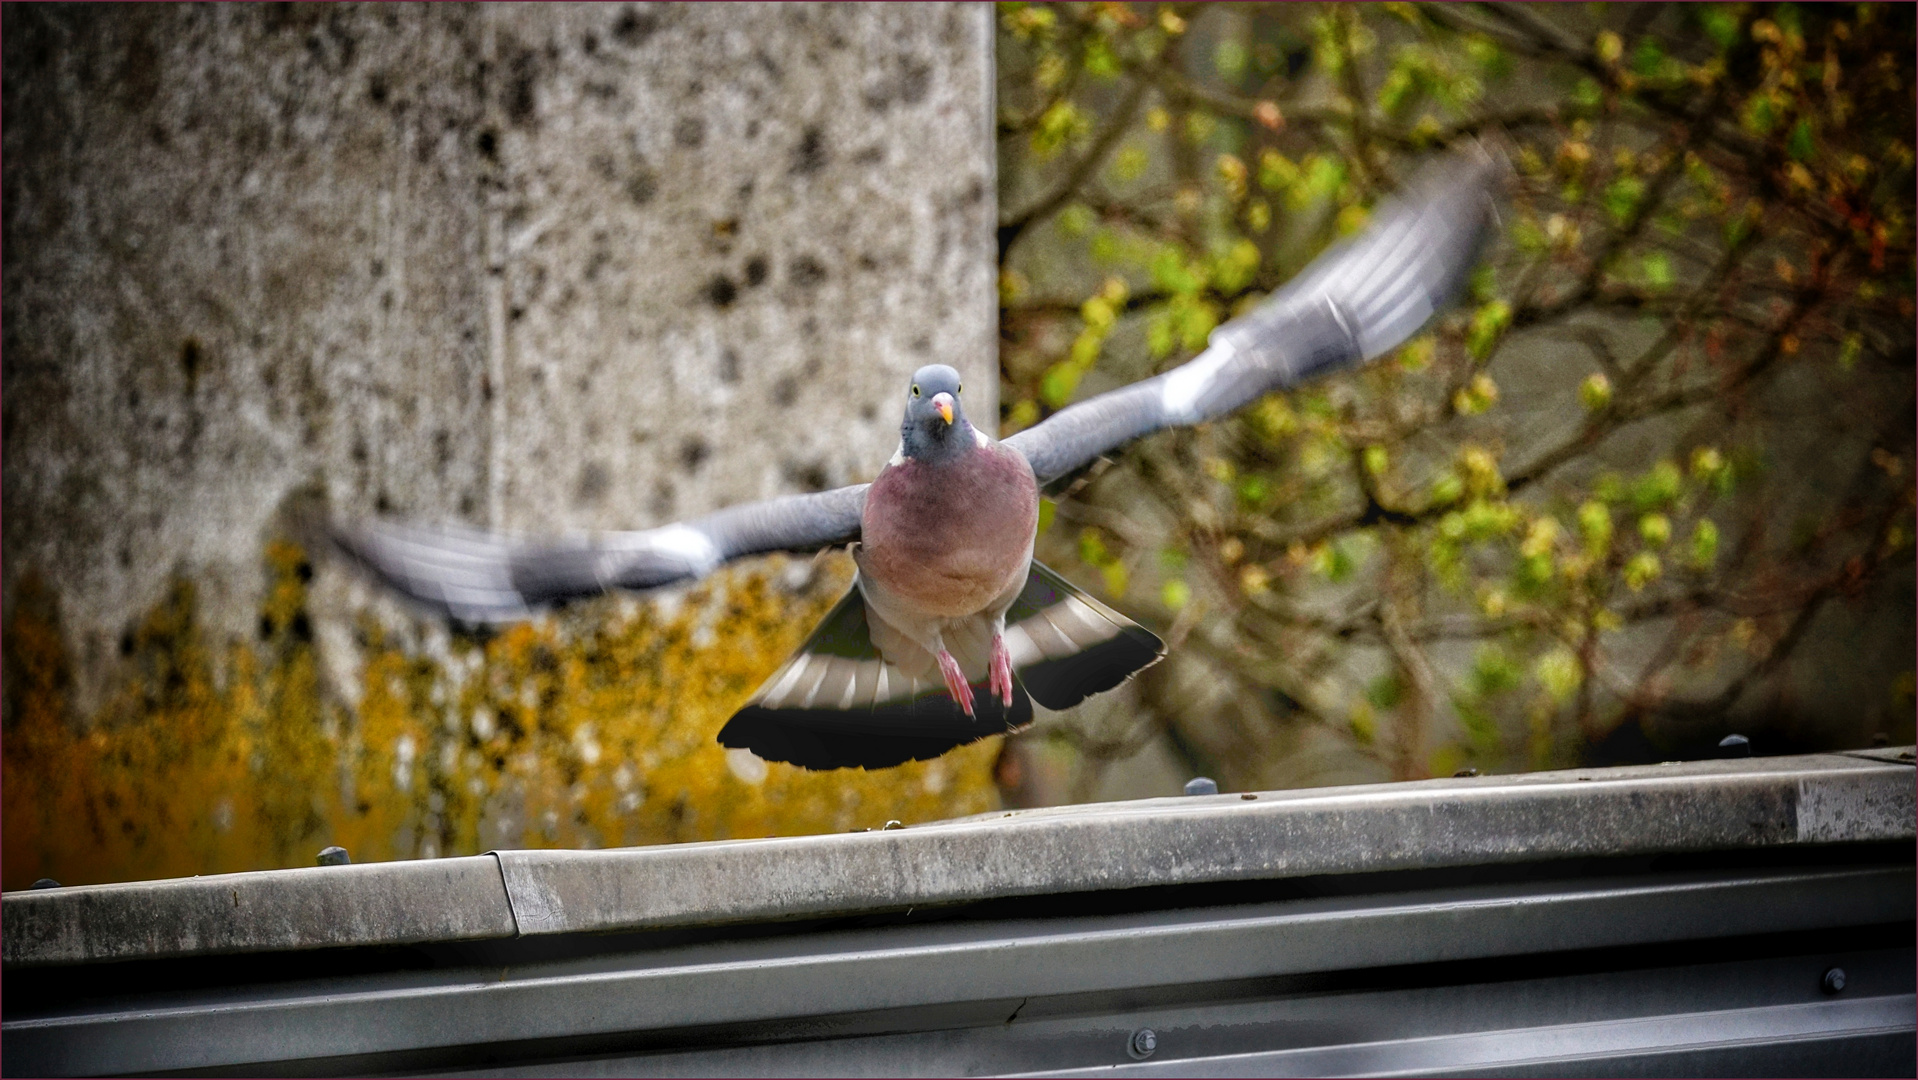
(1, 2, 1002, 885)
(4, 2, 996, 702)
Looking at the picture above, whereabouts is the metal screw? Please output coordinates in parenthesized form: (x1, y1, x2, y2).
(1717, 734, 1751, 758)
(317, 846, 351, 866)
(1128, 1028, 1157, 1060)
(29, 878, 61, 890)
(1183, 777, 1218, 796)
(882, 820, 905, 831)
(1453, 767, 1479, 777)
(1823, 967, 1847, 994)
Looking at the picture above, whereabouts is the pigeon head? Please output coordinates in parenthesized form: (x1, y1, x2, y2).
(898, 364, 976, 464)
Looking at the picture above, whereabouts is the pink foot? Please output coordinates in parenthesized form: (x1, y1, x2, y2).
(936, 649, 976, 717)
(989, 634, 1015, 707)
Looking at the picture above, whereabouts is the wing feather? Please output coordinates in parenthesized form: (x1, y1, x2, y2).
(1005, 149, 1503, 484)
(331, 483, 868, 623)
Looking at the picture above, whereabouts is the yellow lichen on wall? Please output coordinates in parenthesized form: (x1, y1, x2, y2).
(2, 543, 1003, 890)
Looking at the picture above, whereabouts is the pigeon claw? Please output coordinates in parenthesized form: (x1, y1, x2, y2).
(989, 634, 1015, 707)
(936, 649, 976, 717)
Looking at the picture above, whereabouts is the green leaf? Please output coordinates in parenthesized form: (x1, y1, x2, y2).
(1535, 648, 1583, 703)
(1629, 461, 1684, 511)
(1145, 312, 1175, 359)
(1467, 300, 1512, 360)
(1624, 552, 1662, 591)
(1083, 37, 1121, 80)
(1367, 673, 1405, 710)
(1363, 445, 1389, 477)
(1214, 38, 1249, 82)
(1630, 38, 1667, 78)
(1578, 501, 1614, 552)
(1472, 645, 1522, 696)
(1640, 251, 1673, 289)
(1160, 579, 1191, 612)
(1787, 118, 1816, 162)
(1111, 144, 1149, 185)
(1839, 333, 1863, 371)
(1689, 518, 1720, 569)
(1040, 361, 1083, 408)
(1603, 176, 1647, 227)
(1258, 150, 1300, 194)
(1237, 475, 1270, 508)
(1638, 513, 1672, 547)
(1699, 6, 1740, 49)
(1579, 373, 1614, 412)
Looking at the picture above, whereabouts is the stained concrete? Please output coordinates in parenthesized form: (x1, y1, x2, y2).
(2, 3, 996, 709)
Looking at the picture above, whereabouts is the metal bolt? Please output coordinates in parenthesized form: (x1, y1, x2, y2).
(1128, 1028, 1158, 1059)
(882, 820, 905, 831)
(1183, 777, 1218, 796)
(1453, 767, 1479, 777)
(1823, 967, 1847, 994)
(1717, 733, 1751, 758)
(29, 878, 61, 890)
(317, 846, 351, 866)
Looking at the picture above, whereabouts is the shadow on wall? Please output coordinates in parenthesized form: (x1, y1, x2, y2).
(1, 545, 1000, 890)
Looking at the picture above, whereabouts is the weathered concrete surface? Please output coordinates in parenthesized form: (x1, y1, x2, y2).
(2, 854, 517, 967)
(2, 2, 996, 706)
(6, 750, 1910, 964)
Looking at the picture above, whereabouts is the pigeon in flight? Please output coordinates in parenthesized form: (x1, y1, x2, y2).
(333, 150, 1503, 771)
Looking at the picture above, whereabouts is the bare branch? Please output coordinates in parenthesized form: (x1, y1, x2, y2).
(999, 78, 1152, 261)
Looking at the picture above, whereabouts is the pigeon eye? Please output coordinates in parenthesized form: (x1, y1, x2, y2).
(957, 383, 963, 394)
(911, 385, 921, 398)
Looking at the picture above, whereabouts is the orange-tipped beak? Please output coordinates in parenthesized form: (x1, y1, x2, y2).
(932, 394, 954, 425)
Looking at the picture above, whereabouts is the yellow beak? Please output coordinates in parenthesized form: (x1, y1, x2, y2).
(934, 397, 954, 425)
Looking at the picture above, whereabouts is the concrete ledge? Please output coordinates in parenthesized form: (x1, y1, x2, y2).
(2, 855, 516, 968)
(491, 752, 1915, 936)
(5, 751, 1911, 966)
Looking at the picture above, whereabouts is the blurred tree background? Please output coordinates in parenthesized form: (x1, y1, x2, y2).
(3, 3, 1911, 890)
(994, 1, 1914, 801)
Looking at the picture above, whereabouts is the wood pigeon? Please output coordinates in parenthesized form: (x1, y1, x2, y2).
(333, 150, 1504, 771)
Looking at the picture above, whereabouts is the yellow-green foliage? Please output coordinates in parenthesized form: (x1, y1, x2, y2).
(3, 543, 1001, 889)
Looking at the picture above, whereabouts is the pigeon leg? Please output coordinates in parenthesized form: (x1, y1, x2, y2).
(989, 633, 1015, 707)
(935, 649, 976, 717)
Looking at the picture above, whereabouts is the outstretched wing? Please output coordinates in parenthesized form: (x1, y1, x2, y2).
(330, 484, 868, 623)
(1004, 149, 1504, 485)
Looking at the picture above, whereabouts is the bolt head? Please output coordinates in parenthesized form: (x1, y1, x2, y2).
(317, 846, 351, 866)
(1823, 967, 1847, 994)
(1717, 734, 1751, 758)
(1183, 777, 1218, 796)
(1128, 1028, 1157, 1059)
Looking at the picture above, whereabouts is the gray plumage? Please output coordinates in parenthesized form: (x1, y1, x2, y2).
(330, 149, 1505, 768)
(1004, 149, 1502, 484)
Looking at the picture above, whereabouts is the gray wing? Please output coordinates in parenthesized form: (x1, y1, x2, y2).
(331, 484, 867, 623)
(1005, 149, 1504, 485)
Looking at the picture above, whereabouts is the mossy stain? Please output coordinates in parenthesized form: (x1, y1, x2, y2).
(3, 545, 1000, 889)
